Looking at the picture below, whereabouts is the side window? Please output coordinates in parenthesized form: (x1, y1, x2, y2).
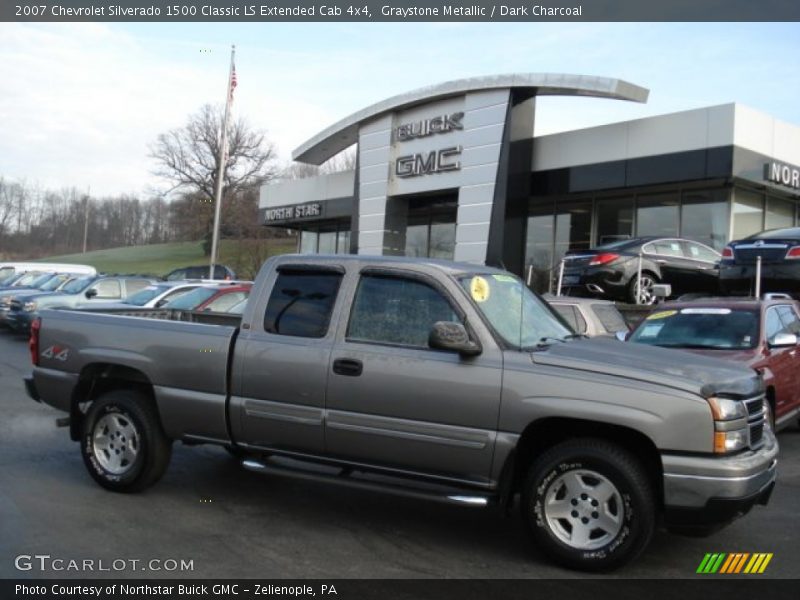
(347, 275, 459, 348)
(125, 279, 152, 295)
(263, 271, 342, 338)
(205, 291, 247, 312)
(551, 305, 583, 333)
(765, 308, 786, 341)
(652, 240, 683, 257)
(776, 306, 800, 335)
(166, 269, 186, 281)
(92, 279, 121, 299)
(682, 241, 719, 263)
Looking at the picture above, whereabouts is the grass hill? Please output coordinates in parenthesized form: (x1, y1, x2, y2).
(36, 239, 296, 279)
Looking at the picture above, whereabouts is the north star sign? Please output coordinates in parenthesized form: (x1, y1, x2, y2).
(764, 161, 800, 190)
(263, 202, 322, 223)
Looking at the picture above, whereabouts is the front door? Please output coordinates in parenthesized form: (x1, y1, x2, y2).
(324, 270, 502, 484)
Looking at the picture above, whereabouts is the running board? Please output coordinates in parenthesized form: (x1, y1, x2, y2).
(241, 457, 494, 507)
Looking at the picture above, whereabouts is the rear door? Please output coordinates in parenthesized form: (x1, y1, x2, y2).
(680, 241, 721, 294)
(231, 266, 344, 453)
(644, 240, 697, 294)
(324, 269, 502, 484)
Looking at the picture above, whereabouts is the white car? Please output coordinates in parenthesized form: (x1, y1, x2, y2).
(83, 281, 205, 310)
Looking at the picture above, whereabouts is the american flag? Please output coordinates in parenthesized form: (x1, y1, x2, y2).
(229, 63, 237, 102)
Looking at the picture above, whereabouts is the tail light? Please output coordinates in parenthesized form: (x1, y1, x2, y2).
(786, 246, 800, 260)
(721, 246, 734, 259)
(589, 253, 620, 266)
(29, 317, 41, 366)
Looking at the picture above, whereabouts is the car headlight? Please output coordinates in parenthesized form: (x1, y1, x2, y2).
(23, 301, 37, 312)
(0, 295, 11, 305)
(714, 429, 749, 454)
(707, 396, 747, 421)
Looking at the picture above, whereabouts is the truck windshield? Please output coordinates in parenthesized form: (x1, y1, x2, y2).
(457, 274, 572, 350)
(629, 308, 759, 349)
(40, 275, 71, 291)
(60, 277, 95, 294)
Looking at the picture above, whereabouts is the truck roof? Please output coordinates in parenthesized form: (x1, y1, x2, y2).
(270, 253, 512, 277)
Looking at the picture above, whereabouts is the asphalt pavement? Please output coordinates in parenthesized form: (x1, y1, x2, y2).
(1, 331, 798, 579)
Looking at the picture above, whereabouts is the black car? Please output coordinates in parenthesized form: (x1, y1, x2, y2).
(164, 264, 236, 281)
(560, 237, 721, 304)
(719, 227, 800, 298)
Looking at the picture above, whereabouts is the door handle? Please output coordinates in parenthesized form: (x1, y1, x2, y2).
(655, 259, 668, 264)
(333, 358, 363, 377)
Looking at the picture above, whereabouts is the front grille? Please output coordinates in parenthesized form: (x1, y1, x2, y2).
(743, 395, 766, 449)
(10, 300, 22, 311)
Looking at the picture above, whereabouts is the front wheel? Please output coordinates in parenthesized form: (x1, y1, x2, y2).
(81, 389, 172, 493)
(521, 439, 656, 572)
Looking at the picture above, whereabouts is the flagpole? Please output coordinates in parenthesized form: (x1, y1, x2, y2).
(209, 44, 235, 279)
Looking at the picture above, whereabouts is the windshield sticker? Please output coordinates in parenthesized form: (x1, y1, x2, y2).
(637, 322, 665, 338)
(646, 310, 677, 320)
(492, 274, 517, 283)
(470, 276, 491, 303)
(680, 308, 732, 315)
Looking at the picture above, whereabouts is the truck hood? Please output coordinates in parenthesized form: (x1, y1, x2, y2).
(531, 337, 762, 399)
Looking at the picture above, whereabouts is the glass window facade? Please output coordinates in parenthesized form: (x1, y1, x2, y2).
(636, 192, 679, 238)
(403, 198, 457, 260)
(732, 189, 764, 240)
(766, 196, 795, 230)
(297, 222, 351, 255)
(680, 189, 729, 250)
(595, 197, 634, 245)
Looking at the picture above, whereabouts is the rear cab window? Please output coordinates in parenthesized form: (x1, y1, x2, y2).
(263, 270, 343, 338)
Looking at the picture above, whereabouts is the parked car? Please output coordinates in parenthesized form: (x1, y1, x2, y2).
(164, 264, 236, 281)
(544, 295, 629, 337)
(627, 296, 800, 430)
(0, 262, 95, 282)
(719, 227, 800, 299)
(0, 270, 52, 292)
(80, 281, 206, 310)
(25, 255, 776, 571)
(0, 273, 78, 326)
(161, 282, 251, 312)
(6, 275, 157, 333)
(561, 237, 721, 304)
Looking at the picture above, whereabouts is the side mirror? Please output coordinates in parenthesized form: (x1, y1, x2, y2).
(769, 332, 798, 348)
(429, 321, 482, 356)
(85, 288, 98, 299)
(615, 330, 629, 342)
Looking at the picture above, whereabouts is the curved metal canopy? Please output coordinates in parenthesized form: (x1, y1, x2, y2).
(293, 72, 649, 165)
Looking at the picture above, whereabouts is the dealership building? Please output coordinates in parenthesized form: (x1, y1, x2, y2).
(259, 73, 800, 291)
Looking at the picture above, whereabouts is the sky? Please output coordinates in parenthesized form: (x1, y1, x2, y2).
(0, 21, 799, 197)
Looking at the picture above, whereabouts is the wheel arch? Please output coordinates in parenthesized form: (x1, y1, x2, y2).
(69, 363, 157, 441)
(501, 417, 664, 511)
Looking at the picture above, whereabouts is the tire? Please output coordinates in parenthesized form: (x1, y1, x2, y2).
(627, 272, 659, 305)
(81, 389, 172, 493)
(520, 438, 656, 572)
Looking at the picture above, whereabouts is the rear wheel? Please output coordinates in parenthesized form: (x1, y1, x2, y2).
(628, 272, 659, 305)
(520, 438, 656, 572)
(81, 389, 172, 493)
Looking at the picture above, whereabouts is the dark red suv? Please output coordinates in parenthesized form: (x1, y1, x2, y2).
(627, 296, 800, 430)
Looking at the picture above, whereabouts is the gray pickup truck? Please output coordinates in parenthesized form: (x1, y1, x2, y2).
(25, 255, 778, 571)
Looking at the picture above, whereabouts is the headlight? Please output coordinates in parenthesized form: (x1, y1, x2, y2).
(23, 301, 37, 312)
(707, 396, 747, 420)
(714, 429, 749, 454)
(0, 295, 11, 305)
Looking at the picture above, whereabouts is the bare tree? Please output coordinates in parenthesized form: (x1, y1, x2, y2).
(150, 104, 279, 203)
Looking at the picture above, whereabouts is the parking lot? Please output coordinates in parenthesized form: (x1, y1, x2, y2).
(0, 331, 798, 580)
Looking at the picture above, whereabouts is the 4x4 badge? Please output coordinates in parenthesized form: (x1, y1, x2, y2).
(41, 345, 69, 361)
